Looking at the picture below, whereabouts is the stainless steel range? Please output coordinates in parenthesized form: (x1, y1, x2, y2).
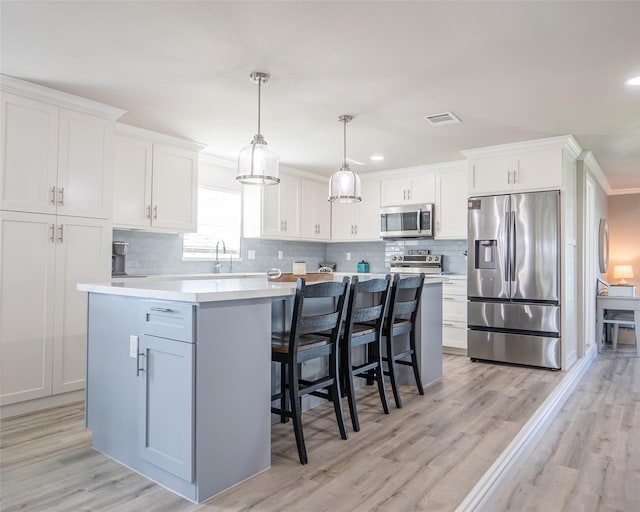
(389, 250, 443, 274)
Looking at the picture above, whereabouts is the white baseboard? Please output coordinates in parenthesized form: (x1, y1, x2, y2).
(456, 348, 596, 512)
(0, 390, 85, 419)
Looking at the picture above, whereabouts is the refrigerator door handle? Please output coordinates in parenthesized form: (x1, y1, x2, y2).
(510, 211, 517, 282)
(504, 210, 510, 282)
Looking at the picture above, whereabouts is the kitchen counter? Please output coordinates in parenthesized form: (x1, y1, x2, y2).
(79, 274, 444, 502)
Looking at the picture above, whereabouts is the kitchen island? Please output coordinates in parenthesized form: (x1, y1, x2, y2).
(78, 275, 445, 503)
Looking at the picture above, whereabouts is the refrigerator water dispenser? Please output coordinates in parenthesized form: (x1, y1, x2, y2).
(474, 240, 497, 269)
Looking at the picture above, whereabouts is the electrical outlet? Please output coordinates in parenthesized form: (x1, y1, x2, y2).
(248, 250, 256, 260)
(346, 252, 351, 261)
(129, 335, 138, 358)
(278, 250, 283, 260)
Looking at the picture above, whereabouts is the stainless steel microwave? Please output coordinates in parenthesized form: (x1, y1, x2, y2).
(380, 204, 434, 239)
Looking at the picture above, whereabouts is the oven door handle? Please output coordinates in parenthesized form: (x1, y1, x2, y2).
(417, 208, 422, 233)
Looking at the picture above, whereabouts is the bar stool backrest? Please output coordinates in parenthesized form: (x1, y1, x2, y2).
(344, 275, 392, 339)
(288, 277, 350, 352)
(387, 273, 426, 327)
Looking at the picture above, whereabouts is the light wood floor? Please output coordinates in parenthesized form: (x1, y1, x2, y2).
(1, 355, 564, 512)
(494, 347, 640, 512)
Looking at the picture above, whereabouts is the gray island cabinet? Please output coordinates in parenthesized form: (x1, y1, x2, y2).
(79, 276, 444, 503)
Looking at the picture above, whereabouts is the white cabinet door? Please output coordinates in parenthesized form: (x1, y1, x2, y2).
(513, 149, 563, 192)
(300, 179, 330, 240)
(331, 201, 357, 241)
(468, 155, 512, 196)
(113, 135, 153, 228)
(0, 93, 58, 215)
(381, 173, 435, 206)
(260, 175, 300, 238)
(0, 211, 56, 405)
(152, 144, 198, 232)
(355, 180, 381, 239)
(52, 216, 111, 394)
(380, 177, 409, 206)
(57, 109, 114, 219)
(435, 168, 468, 239)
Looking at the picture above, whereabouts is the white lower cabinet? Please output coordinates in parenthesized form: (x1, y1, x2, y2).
(442, 278, 468, 352)
(0, 211, 111, 405)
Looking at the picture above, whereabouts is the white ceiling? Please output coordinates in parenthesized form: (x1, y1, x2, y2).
(2, 1, 639, 191)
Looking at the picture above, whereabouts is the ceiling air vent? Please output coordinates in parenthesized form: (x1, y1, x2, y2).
(423, 112, 461, 126)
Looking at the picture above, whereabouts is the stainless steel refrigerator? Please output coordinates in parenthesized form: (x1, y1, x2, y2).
(467, 190, 561, 369)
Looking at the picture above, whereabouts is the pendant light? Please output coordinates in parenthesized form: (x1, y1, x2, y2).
(236, 72, 280, 185)
(328, 114, 362, 202)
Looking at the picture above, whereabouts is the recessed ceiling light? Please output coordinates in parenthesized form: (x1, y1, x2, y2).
(370, 155, 384, 161)
(627, 76, 640, 86)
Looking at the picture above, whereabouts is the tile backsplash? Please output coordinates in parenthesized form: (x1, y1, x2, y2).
(113, 230, 467, 276)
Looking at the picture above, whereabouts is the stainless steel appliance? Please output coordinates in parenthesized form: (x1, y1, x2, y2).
(380, 203, 434, 239)
(467, 191, 561, 369)
(112, 241, 128, 276)
(390, 250, 442, 274)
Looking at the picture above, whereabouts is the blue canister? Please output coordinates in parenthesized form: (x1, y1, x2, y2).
(357, 260, 370, 273)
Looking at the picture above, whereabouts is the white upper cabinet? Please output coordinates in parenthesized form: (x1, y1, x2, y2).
(113, 126, 202, 233)
(245, 173, 301, 239)
(331, 179, 381, 241)
(1, 90, 118, 219)
(435, 164, 468, 240)
(381, 170, 435, 206)
(300, 178, 331, 241)
(464, 136, 581, 196)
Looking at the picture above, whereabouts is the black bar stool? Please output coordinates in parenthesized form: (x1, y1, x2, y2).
(383, 272, 426, 408)
(342, 274, 392, 432)
(271, 277, 350, 465)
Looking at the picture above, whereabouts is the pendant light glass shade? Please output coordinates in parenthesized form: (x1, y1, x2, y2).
(236, 72, 280, 186)
(328, 115, 362, 203)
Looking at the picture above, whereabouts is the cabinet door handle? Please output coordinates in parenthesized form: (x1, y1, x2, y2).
(57, 224, 64, 243)
(49, 224, 55, 242)
(443, 322, 456, 327)
(146, 205, 151, 219)
(153, 205, 158, 220)
(50, 186, 56, 205)
(408, 189, 411, 200)
(58, 187, 64, 206)
(136, 352, 145, 377)
(507, 171, 511, 184)
(355, 225, 358, 235)
(149, 307, 174, 313)
(443, 297, 457, 301)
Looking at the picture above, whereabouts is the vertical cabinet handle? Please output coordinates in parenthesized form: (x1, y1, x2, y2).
(57, 224, 64, 243)
(153, 205, 158, 219)
(58, 187, 64, 206)
(146, 205, 151, 219)
(136, 352, 145, 377)
(507, 171, 511, 184)
(49, 224, 55, 242)
(50, 186, 56, 205)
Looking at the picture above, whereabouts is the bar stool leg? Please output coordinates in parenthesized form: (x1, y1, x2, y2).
(373, 340, 390, 415)
(279, 361, 288, 423)
(288, 362, 307, 465)
(342, 340, 360, 432)
(330, 350, 348, 440)
(409, 330, 424, 395)
(385, 334, 403, 409)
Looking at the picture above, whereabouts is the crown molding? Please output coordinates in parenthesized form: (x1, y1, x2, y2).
(363, 159, 468, 179)
(116, 122, 205, 151)
(608, 187, 640, 196)
(578, 150, 611, 195)
(1, 74, 126, 120)
(461, 135, 582, 160)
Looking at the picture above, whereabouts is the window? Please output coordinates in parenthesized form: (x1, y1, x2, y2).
(182, 186, 241, 260)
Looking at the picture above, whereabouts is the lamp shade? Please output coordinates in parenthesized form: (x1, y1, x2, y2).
(328, 164, 362, 203)
(613, 264, 634, 283)
(237, 134, 280, 185)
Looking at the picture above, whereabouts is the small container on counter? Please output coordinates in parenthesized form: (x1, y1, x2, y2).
(292, 260, 307, 275)
(357, 260, 370, 273)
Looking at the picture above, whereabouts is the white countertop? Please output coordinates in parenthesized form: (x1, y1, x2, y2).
(80, 273, 452, 303)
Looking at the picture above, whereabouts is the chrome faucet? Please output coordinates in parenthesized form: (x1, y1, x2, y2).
(214, 240, 226, 273)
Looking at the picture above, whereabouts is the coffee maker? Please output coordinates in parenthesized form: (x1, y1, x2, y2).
(112, 241, 128, 276)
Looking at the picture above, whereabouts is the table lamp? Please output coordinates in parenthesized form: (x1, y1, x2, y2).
(613, 264, 634, 285)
